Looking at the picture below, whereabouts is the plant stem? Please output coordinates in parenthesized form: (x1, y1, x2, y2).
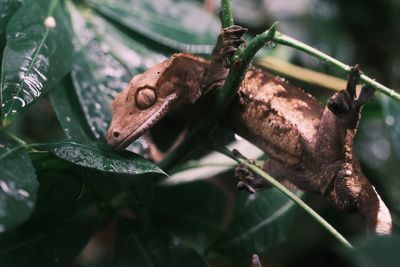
(1, 129, 29, 148)
(272, 32, 400, 101)
(220, 0, 234, 27)
(217, 146, 354, 250)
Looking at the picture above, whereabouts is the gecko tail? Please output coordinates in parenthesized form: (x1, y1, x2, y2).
(357, 183, 392, 235)
(371, 186, 392, 235)
(327, 168, 392, 235)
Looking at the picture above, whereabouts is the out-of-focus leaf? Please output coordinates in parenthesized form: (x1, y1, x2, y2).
(86, 0, 219, 54)
(356, 96, 400, 211)
(343, 235, 400, 267)
(380, 95, 400, 156)
(49, 78, 94, 141)
(210, 189, 298, 256)
(114, 219, 210, 267)
(0, 0, 22, 35)
(37, 140, 165, 176)
(0, 0, 74, 125)
(0, 214, 101, 267)
(0, 131, 38, 233)
(67, 3, 165, 140)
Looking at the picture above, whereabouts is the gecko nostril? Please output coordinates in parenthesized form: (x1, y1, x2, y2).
(113, 131, 120, 138)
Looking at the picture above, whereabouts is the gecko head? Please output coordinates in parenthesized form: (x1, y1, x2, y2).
(106, 53, 204, 150)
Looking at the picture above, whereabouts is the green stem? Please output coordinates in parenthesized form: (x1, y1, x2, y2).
(272, 32, 400, 101)
(220, 0, 234, 28)
(217, 146, 354, 250)
(1, 129, 29, 148)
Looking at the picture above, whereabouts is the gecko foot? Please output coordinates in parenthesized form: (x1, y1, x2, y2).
(327, 65, 373, 129)
(235, 163, 256, 193)
(234, 162, 267, 193)
(217, 25, 247, 67)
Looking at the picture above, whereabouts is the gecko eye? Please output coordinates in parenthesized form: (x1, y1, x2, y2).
(135, 87, 157, 109)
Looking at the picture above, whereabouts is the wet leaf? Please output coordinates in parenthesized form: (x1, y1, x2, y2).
(0, 214, 101, 267)
(49, 77, 94, 141)
(0, 0, 74, 125)
(86, 0, 220, 53)
(210, 189, 298, 256)
(0, 131, 38, 233)
(114, 219, 210, 267)
(68, 3, 165, 140)
(0, 0, 22, 35)
(343, 235, 400, 267)
(37, 140, 165, 176)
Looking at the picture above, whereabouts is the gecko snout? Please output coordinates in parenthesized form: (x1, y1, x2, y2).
(106, 127, 124, 149)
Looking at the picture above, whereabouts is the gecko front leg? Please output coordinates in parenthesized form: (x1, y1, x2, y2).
(202, 25, 247, 92)
(233, 149, 298, 193)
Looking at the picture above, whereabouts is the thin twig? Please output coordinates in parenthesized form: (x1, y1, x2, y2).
(216, 146, 354, 250)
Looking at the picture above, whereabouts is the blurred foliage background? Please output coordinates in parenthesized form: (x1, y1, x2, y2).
(0, 0, 400, 266)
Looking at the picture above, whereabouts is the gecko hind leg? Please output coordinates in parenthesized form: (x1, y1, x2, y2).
(327, 65, 374, 129)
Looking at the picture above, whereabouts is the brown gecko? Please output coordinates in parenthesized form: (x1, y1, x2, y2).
(106, 26, 392, 235)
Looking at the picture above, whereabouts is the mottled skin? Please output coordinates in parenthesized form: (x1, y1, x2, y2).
(106, 26, 392, 234)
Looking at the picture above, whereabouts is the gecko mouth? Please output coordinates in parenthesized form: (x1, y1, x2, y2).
(114, 95, 177, 150)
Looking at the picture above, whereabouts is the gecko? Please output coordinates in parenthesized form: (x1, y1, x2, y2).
(105, 25, 392, 235)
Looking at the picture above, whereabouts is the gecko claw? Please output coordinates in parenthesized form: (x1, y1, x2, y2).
(221, 25, 248, 36)
(346, 64, 362, 99)
(216, 25, 247, 68)
(237, 181, 256, 193)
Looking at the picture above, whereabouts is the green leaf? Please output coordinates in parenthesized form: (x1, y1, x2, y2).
(68, 3, 165, 140)
(36, 140, 165, 176)
(49, 77, 94, 141)
(86, 0, 220, 53)
(343, 235, 400, 267)
(0, 0, 22, 35)
(210, 189, 298, 256)
(152, 177, 237, 253)
(114, 219, 210, 267)
(0, 214, 101, 267)
(0, 0, 74, 125)
(0, 131, 38, 233)
(31, 163, 89, 219)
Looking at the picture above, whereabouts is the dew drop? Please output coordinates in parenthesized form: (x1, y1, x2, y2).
(0, 225, 5, 233)
(265, 40, 277, 49)
(103, 163, 116, 172)
(94, 102, 102, 110)
(0, 181, 11, 194)
(12, 96, 26, 108)
(44, 16, 56, 28)
(65, 116, 71, 122)
(17, 189, 30, 198)
(385, 115, 394, 126)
